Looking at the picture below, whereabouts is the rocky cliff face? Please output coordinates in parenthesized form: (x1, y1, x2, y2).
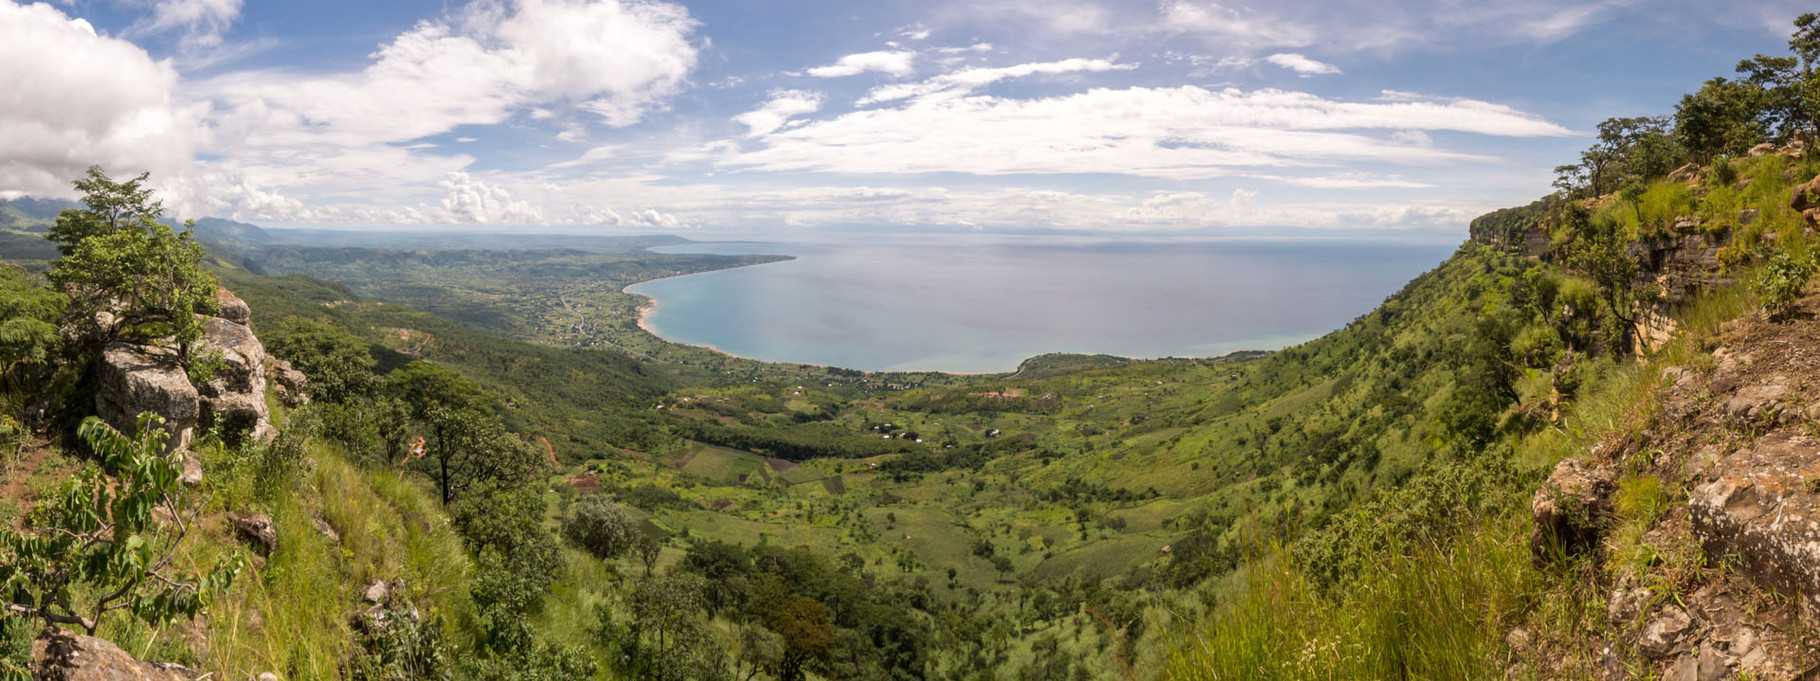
(93, 288, 278, 449)
(1528, 302, 1820, 680)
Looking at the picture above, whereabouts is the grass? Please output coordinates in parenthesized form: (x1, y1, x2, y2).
(1164, 252, 1769, 681)
(1164, 514, 1536, 681)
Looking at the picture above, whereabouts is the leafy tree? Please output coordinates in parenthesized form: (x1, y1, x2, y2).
(0, 414, 242, 634)
(1675, 77, 1772, 159)
(561, 494, 640, 560)
(452, 480, 565, 654)
(1735, 13, 1820, 146)
(0, 263, 64, 392)
(602, 574, 729, 681)
(50, 221, 219, 359)
(1554, 117, 1680, 197)
(44, 166, 163, 256)
(752, 583, 834, 681)
(266, 317, 380, 403)
(388, 361, 538, 504)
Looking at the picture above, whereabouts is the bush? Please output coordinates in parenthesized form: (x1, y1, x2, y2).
(562, 495, 640, 560)
(1755, 252, 1815, 319)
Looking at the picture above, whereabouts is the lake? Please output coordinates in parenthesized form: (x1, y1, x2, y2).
(627, 233, 1458, 374)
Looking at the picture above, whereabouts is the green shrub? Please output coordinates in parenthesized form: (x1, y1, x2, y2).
(561, 495, 640, 560)
(1755, 252, 1815, 319)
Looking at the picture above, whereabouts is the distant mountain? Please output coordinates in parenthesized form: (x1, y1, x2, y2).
(188, 217, 273, 245)
(0, 197, 74, 231)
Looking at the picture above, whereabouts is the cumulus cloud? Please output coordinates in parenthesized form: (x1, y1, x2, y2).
(1263, 53, 1340, 76)
(733, 90, 824, 136)
(205, 0, 698, 149)
(188, 0, 699, 222)
(804, 50, 916, 78)
(857, 57, 1136, 105)
(0, 1, 196, 203)
(439, 171, 544, 224)
(480, 0, 699, 126)
(719, 86, 1570, 180)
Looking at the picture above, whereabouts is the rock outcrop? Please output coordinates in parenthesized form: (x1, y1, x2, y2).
(1530, 457, 1617, 565)
(95, 342, 198, 452)
(229, 510, 278, 555)
(1688, 432, 1820, 613)
(33, 629, 200, 680)
(92, 287, 276, 449)
(194, 314, 275, 445)
(269, 358, 308, 407)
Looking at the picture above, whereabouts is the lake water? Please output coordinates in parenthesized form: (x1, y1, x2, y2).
(627, 233, 1457, 374)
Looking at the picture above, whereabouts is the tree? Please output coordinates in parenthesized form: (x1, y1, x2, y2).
(761, 591, 834, 681)
(1675, 77, 1772, 160)
(387, 362, 538, 505)
(561, 495, 640, 560)
(0, 262, 64, 392)
(452, 480, 565, 652)
(45, 166, 163, 256)
(0, 414, 242, 634)
(50, 221, 219, 360)
(602, 575, 728, 681)
(266, 318, 379, 403)
(1735, 14, 1820, 146)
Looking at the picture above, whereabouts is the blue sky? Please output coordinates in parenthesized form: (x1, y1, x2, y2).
(0, 0, 1810, 237)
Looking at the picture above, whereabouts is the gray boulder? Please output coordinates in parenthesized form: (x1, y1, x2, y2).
(33, 628, 200, 680)
(229, 511, 278, 555)
(214, 287, 252, 326)
(94, 342, 197, 453)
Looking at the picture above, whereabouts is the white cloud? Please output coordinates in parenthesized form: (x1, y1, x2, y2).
(718, 86, 1570, 180)
(133, 0, 242, 47)
(857, 57, 1136, 105)
(733, 90, 824, 136)
(1159, 2, 1318, 49)
(0, 1, 197, 205)
(439, 171, 544, 224)
(189, 0, 699, 221)
(1263, 53, 1340, 77)
(934, 43, 994, 54)
(481, 0, 698, 126)
(805, 50, 916, 78)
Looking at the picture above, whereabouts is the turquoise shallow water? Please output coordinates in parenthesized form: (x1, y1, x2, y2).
(627, 233, 1457, 374)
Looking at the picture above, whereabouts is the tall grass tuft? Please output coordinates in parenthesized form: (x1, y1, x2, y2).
(1165, 513, 1535, 681)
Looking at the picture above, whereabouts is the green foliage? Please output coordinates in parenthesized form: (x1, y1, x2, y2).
(0, 262, 63, 391)
(1676, 78, 1773, 159)
(0, 615, 28, 680)
(346, 611, 452, 681)
(50, 221, 219, 352)
(266, 317, 380, 403)
(561, 494, 640, 560)
(598, 574, 729, 681)
(185, 348, 228, 386)
(1755, 251, 1816, 319)
(44, 166, 164, 257)
(1637, 181, 1696, 237)
(1168, 514, 1535, 681)
(0, 414, 242, 635)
